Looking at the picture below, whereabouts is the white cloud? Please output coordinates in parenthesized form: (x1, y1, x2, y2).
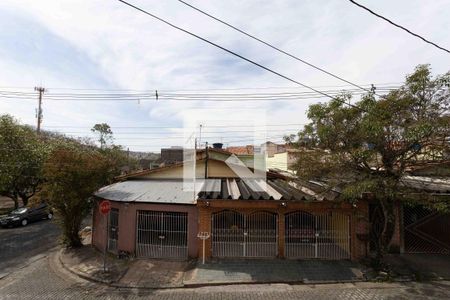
(0, 0, 449, 151)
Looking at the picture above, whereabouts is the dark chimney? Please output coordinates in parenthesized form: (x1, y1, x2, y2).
(212, 143, 223, 149)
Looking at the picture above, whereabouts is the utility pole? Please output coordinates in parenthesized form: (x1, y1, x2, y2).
(204, 142, 209, 179)
(34, 87, 46, 133)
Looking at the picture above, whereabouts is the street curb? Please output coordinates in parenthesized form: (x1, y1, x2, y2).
(57, 249, 368, 290)
(57, 249, 113, 286)
(57, 249, 409, 290)
(182, 278, 365, 288)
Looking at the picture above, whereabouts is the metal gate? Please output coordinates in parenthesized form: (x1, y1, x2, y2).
(108, 208, 119, 253)
(212, 210, 278, 258)
(404, 205, 450, 254)
(285, 211, 351, 259)
(136, 210, 188, 259)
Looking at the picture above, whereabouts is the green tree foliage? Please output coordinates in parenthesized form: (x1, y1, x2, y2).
(0, 115, 50, 208)
(42, 144, 112, 247)
(41, 126, 132, 247)
(91, 123, 139, 175)
(288, 65, 449, 260)
(91, 123, 113, 149)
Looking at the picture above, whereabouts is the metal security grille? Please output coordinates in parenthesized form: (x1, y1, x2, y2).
(136, 210, 188, 259)
(212, 210, 278, 258)
(404, 205, 450, 254)
(108, 208, 119, 253)
(285, 211, 351, 259)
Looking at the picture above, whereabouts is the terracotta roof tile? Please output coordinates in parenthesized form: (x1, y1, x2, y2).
(226, 145, 254, 155)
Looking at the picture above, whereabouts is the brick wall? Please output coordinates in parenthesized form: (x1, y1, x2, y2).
(92, 199, 198, 258)
(93, 198, 369, 261)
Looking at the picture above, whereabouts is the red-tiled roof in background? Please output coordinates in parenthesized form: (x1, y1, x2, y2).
(226, 145, 254, 155)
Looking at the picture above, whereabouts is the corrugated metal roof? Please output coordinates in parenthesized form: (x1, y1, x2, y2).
(198, 178, 339, 201)
(94, 180, 199, 204)
(95, 178, 340, 203)
(401, 176, 450, 193)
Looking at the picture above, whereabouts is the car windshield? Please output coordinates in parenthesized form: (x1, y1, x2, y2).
(11, 208, 28, 214)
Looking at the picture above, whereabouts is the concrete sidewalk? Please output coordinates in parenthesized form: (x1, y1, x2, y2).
(384, 254, 450, 280)
(59, 247, 365, 289)
(183, 259, 364, 286)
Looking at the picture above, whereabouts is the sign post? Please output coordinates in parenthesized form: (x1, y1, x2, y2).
(99, 200, 111, 272)
(197, 232, 210, 265)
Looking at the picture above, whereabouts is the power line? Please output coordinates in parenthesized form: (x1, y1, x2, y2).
(347, 0, 450, 54)
(0, 86, 399, 102)
(41, 123, 307, 129)
(177, 0, 383, 96)
(116, 0, 368, 112)
(0, 82, 403, 92)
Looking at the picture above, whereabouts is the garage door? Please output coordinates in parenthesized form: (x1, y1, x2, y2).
(285, 211, 350, 259)
(404, 205, 450, 254)
(136, 210, 188, 259)
(212, 210, 278, 258)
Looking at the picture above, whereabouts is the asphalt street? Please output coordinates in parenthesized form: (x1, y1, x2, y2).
(0, 218, 60, 277)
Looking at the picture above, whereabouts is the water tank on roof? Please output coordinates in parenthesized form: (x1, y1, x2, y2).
(212, 143, 223, 149)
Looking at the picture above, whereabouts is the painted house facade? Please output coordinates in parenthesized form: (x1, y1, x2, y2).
(92, 149, 370, 261)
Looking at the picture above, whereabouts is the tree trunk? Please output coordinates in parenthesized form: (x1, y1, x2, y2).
(374, 197, 396, 265)
(11, 195, 19, 209)
(62, 213, 83, 248)
(20, 195, 31, 207)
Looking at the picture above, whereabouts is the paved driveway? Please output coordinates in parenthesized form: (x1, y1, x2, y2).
(0, 219, 60, 278)
(184, 259, 364, 285)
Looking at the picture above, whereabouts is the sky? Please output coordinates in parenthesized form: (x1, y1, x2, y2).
(0, 0, 449, 152)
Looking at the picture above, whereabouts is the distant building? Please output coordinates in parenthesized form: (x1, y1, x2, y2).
(266, 149, 300, 172)
(262, 141, 287, 158)
(159, 147, 184, 166)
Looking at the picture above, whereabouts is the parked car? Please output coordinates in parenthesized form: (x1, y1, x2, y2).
(0, 202, 53, 228)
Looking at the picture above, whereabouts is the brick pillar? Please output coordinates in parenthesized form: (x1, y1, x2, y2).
(278, 211, 285, 258)
(198, 206, 212, 259)
(117, 203, 136, 254)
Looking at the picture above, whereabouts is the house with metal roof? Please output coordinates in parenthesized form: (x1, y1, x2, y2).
(92, 148, 370, 261)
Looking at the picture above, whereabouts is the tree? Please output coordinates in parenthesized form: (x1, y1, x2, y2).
(42, 144, 112, 247)
(0, 115, 49, 208)
(287, 65, 449, 261)
(91, 123, 113, 149)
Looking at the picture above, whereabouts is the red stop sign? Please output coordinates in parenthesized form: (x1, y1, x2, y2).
(99, 200, 111, 215)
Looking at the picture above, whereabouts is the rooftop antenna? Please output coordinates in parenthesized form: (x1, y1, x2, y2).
(199, 124, 203, 147)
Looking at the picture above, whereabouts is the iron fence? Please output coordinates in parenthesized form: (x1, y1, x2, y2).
(285, 211, 351, 259)
(212, 210, 278, 258)
(136, 210, 188, 259)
